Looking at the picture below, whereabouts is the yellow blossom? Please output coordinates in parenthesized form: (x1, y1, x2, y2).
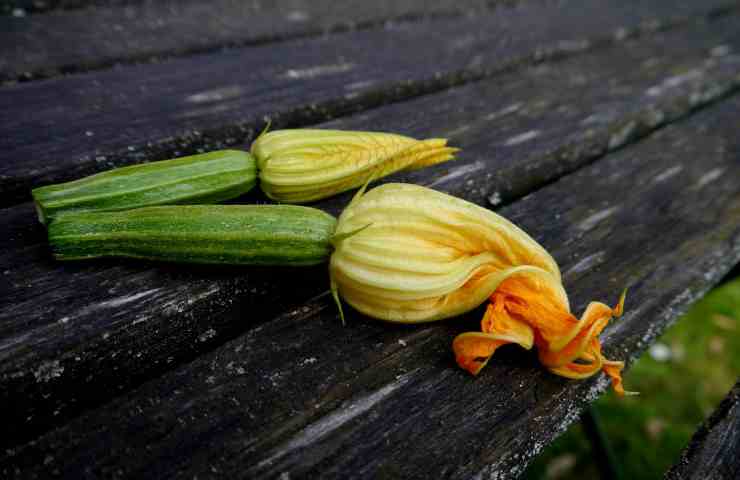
(329, 183, 628, 394)
(251, 129, 457, 203)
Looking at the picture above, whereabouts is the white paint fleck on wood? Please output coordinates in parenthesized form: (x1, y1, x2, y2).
(578, 206, 619, 231)
(564, 251, 606, 278)
(176, 103, 234, 119)
(99, 288, 161, 309)
(664, 69, 703, 88)
(185, 86, 245, 103)
(653, 165, 683, 183)
(257, 371, 415, 469)
(425, 161, 485, 188)
(286, 11, 309, 22)
(484, 103, 523, 121)
(488, 191, 502, 206)
(503, 130, 540, 146)
(299, 357, 318, 366)
(283, 63, 355, 80)
(646, 68, 703, 97)
(695, 168, 724, 189)
(344, 79, 376, 91)
(445, 124, 471, 137)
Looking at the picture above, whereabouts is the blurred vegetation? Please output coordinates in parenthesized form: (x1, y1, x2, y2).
(524, 278, 740, 480)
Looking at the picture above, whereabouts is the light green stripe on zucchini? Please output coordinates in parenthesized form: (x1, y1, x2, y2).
(48, 205, 337, 266)
(32, 150, 257, 224)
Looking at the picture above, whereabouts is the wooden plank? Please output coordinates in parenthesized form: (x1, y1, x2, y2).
(0, 0, 489, 82)
(665, 380, 740, 480)
(3, 82, 740, 480)
(0, 0, 136, 16)
(2, 15, 740, 450)
(0, 0, 735, 207)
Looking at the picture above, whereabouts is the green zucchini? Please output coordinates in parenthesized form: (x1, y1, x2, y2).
(32, 150, 257, 224)
(47, 205, 337, 266)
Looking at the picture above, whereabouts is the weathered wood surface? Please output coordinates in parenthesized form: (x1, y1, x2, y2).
(1, 0, 736, 207)
(3, 14, 740, 450)
(0, 0, 490, 82)
(666, 380, 740, 480)
(3, 84, 740, 480)
(0, 0, 136, 16)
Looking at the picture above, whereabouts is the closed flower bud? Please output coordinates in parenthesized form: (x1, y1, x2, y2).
(329, 183, 629, 394)
(251, 129, 458, 203)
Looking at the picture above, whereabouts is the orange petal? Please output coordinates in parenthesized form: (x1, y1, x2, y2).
(453, 275, 630, 394)
(548, 357, 603, 379)
(495, 276, 574, 349)
(453, 333, 510, 375)
(546, 339, 603, 379)
(453, 302, 534, 375)
(602, 358, 639, 396)
(538, 314, 609, 368)
(548, 302, 614, 352)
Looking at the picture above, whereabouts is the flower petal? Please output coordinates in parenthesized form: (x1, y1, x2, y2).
(253, 130, 458, 203)
(455, 274, 628, 394)
(453, 299, 535, 374)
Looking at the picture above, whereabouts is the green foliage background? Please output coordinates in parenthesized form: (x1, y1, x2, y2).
(524, 278, 740, 480)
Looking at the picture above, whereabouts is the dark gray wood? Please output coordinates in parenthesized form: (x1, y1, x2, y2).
(0, 0, 735, 207)
(665, 380, 740, 480)
(0, 0, 138, 16)
(3, 15, 740, 450)
(3, 82, 740, 480)
(0, 0, 490, 82)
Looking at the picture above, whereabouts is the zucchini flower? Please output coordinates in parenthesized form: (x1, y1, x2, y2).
(329, 183, 629, 394)
(251, 129, 457, 203)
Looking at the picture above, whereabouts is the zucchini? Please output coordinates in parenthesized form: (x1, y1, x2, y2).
(32, 150, 257, 224)
(47, 205, 337, 266)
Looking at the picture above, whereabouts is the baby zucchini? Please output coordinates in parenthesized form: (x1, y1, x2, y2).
(32, 150, 257, 224)
(47, 205, 337, 266)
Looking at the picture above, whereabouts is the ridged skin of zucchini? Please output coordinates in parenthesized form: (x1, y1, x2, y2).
(47, 205, 337, 266)
(32, 150, 257, 224)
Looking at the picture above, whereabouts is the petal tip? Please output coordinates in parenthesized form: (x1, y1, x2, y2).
(614, 288, 628, 316)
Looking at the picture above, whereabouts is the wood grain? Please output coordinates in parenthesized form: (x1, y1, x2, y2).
(0, 0, 138, 16)
(0, 0, 490, 81)
(3, 15, 740, 450)
(0, 0, 735, 207)
(3, 83, 740, 480)
(666, 380, 740, 480)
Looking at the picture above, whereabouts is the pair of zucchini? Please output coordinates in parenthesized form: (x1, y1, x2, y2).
(33, 130, 455, 266)
(34, 149, 336, 266)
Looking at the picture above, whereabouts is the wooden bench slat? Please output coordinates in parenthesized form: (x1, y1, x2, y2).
(0, 0, 734, 207)
(3, 88, 740, 480)
(1, 0, 135, 16)
(0, 0, 489, 82)
(665, 380, 740, 480)
(2, 15, 740, 450)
